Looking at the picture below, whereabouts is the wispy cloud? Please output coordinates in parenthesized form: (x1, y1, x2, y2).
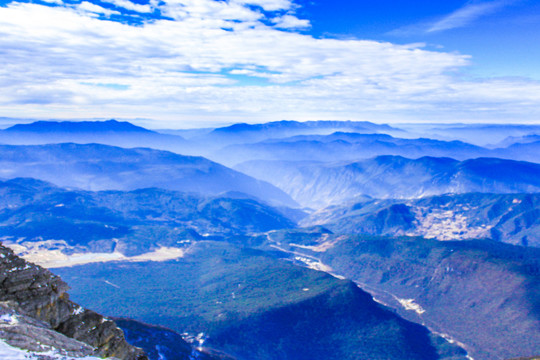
(428, 0, 509, 33)
(0, 0, 538, 124)
(389, 0, 513, 36)
(78, 1, 120, 17)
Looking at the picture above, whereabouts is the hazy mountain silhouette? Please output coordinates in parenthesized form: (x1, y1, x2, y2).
(0, 143, 297, 207)
(191, 120, 402, 150)
(236, 156, 540, 208)
(493, 140, 540, 163)
(407, 123, 540, 146)
(5, 119, 153, 134)
(214, 132, 490, 166)
(0, 120, 192, 154)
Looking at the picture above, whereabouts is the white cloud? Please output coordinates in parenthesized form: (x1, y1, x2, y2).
(41, 0, 64, 5)
(161, 0, 263, 22)
(235, 0, 294, 11)
(101, 0, 153, 13)
(0, 0, 538, 124)
(272, 14, 310, 29)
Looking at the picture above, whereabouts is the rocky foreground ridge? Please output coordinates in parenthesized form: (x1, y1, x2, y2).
(0, 242, 147, 359)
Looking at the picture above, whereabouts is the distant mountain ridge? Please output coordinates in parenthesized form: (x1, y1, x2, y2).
(494, 134, 540, 148)
(493, 140, 540, 163)
(3, 120, 538, 165)
(197, 120, 403, 147)
(0, 143, 297, 207)
(0, 120, 193, 155)
(409, 123, 540, 146)
(4, 119, 154, 133)
(215, 131, 490, 166)
(211, 120, 400, 135)
(236, 156, 540, 208)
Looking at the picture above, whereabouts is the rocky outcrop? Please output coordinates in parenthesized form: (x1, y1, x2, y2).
(0, 243, 147, 359)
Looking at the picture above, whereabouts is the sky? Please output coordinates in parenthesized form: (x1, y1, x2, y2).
(0, 0, 539, 128)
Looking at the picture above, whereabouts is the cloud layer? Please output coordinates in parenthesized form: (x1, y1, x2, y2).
(0, 0, 539, 125)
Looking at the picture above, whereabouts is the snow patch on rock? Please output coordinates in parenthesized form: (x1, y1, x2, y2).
(0, 338, 106, 360)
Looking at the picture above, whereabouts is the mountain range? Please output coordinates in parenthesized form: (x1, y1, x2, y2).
(213, 132, 491, 166)
(399, 123, 540, 147)
(492, 140, 540, 163)
(5, 119, 154, 134)
(494, 134, 540, 148)
(196, 120, 403, 145)
(302, 192, 540, 247)
(1, 119, 539, 360)
(0, 143, 296, 207)
(0, 178, 298, 259)
(216, 131, 540, 166)
(0, 120, 403, 159)
(236, 156, 540, 208)
(0, 120, 192, 155)
(3, 120, 538, 166)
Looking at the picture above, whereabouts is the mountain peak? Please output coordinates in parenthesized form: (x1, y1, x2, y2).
(5, 120, 155, 134)
(211, 120, 401, 135)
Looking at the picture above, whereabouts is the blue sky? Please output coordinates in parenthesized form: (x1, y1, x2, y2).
(0, 0, 539, 127)
(298, 0, 540, 79)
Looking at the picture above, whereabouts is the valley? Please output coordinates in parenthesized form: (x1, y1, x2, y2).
(255, 229, 540, 360)
(54, 241, 468, 360)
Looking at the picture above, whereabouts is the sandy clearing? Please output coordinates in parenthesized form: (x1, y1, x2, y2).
(4, 243, 188, 268)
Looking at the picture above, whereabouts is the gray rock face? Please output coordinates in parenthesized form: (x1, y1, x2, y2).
(0, 301, 95, 357)
(0, 243, 147, 359)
